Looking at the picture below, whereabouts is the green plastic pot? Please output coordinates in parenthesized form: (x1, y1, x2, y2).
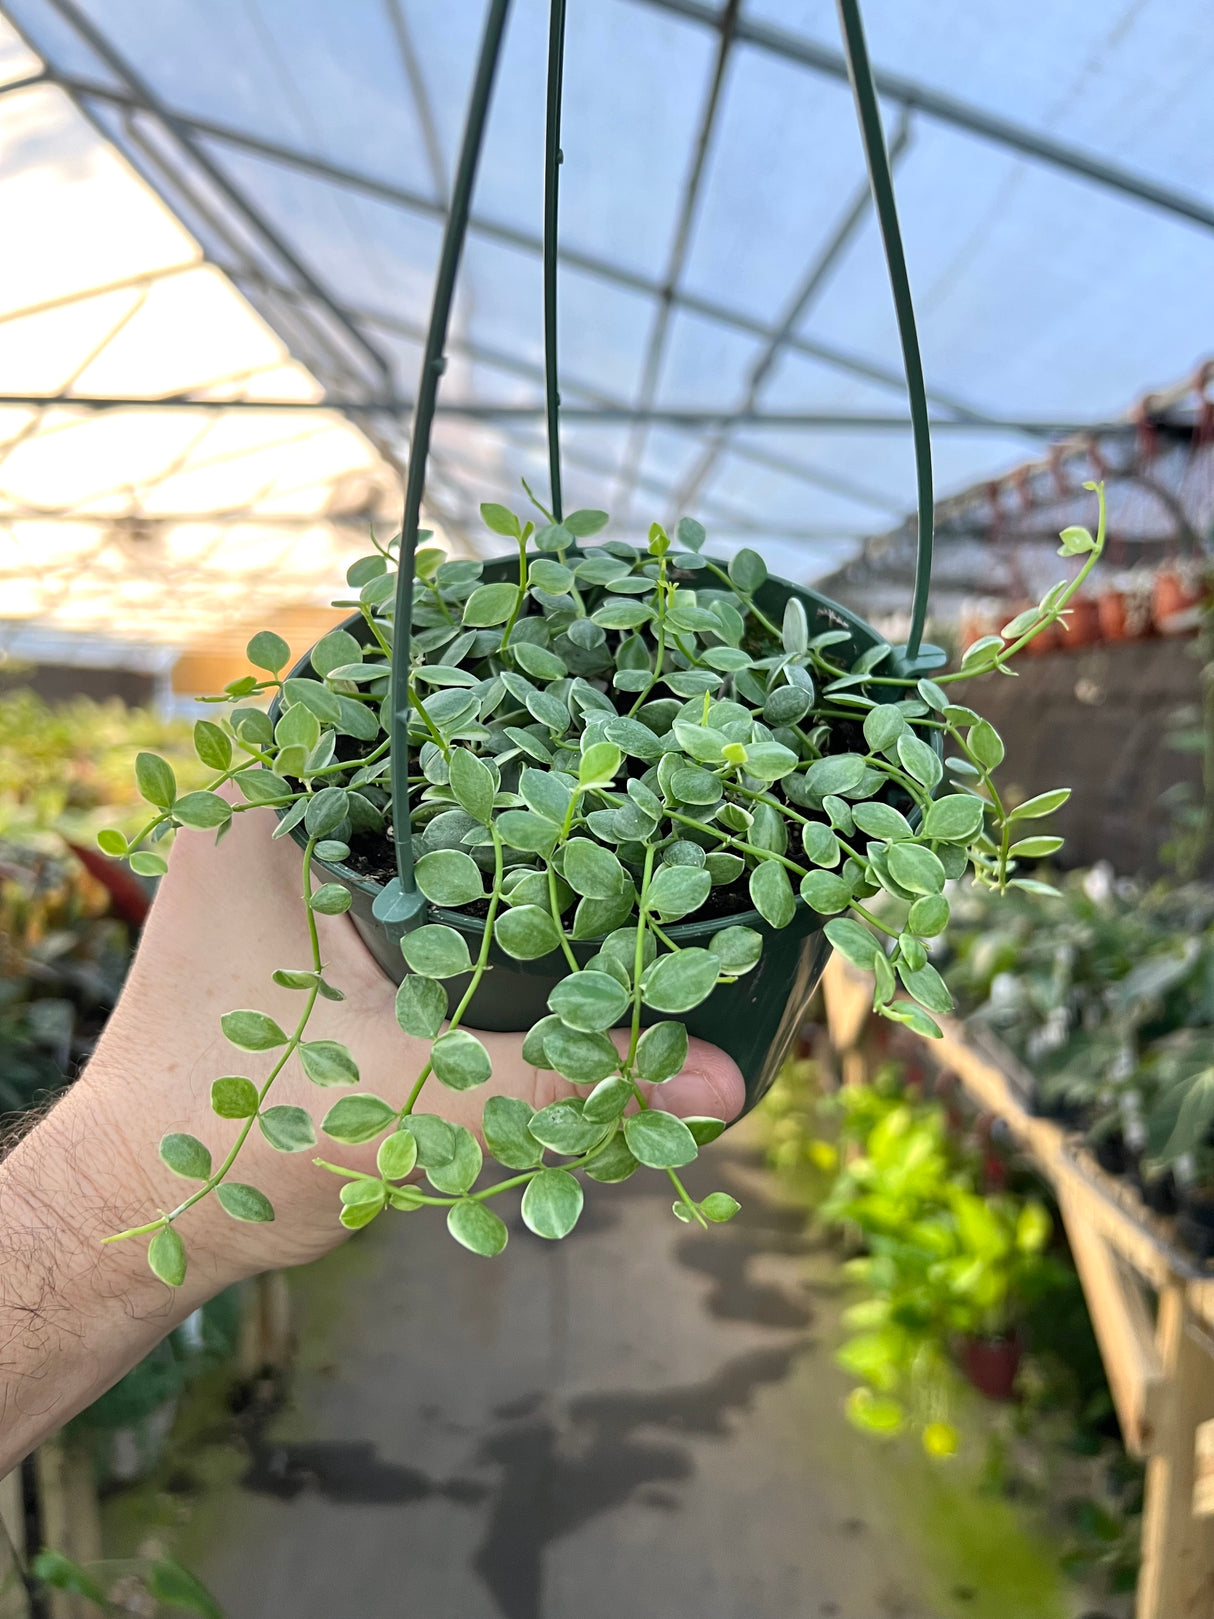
(274, 556, 889, 1112)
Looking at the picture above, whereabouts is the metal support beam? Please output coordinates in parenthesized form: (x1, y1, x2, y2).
(0, 395, 1142, 433)
(631, 0, 1214, 235)
(37, 0, 396, 394)
(42, 74, 1002, 427)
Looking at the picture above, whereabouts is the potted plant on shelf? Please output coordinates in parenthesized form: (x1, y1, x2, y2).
(93, 0, 1106, 1283)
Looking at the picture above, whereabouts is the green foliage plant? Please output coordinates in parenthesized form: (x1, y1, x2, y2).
(820, 1069, 1059, 1456)
(100, 484, 1106, 1282)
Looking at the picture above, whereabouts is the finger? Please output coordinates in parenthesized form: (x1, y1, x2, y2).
(606, 1029, 745, 1122)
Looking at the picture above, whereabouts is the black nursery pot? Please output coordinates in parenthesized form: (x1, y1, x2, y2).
(276, 557, 892, 1113)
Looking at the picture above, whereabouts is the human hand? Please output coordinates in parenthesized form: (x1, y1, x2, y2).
(0, 800, 744, 1466)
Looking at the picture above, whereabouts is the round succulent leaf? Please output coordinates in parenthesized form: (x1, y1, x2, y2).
(823, 917, 880, 970)
(172, 790, 232, 830)
(1009, 788, 1071, 821)
(529, 557, 575, 593)
(448, 1199, 509, 1257)
(497, 810, 559, 858)
(518, 767, 572, 825)
(1009, 835, 1064, 858)
(431, 1028, 493, 1090)
(907, 893, 950, 937)
(584, 1133, 639, 1183)
(563, 838, 627, 899)
(221, 1009, 287, 1052)
(400, 1112, 456, 1168)
(804, 754, 867, 797)
(211, 1076, 258, 1119)
(521, 1012, 563, 1068)
(573, 890, 637, 939)
(799, 870, 852, 914)
(247, 629, 290, 672)
(886, 842, 946, 896)
(896, 960, 954, 1016)
(707, 925, 763, 976)
(521, 1168, 584, 1240)
(700, 1192, 740, 1223)
(258, 1105, 316, 1153)
(528, 1099, 607, 1156)
(706, 851, 744, 886)
(541, 1024, 621, 1086)
(310, 884, 353, 916)
(852, 801, 914, 842)
(547, 970, 630, 1033)
(321, 1093, 397, 1144)
(448, 747, 496, 823)
(148, 1226, 187, 1287)
(299, 1039, 360, 1086)
(425, 1125, 483, 1195)
(863, 704, 906, 752)
(635, 1019, 689, 1084)
(495, 904, 562, 960)
(483, 1095, 543, 1170)
(728, 547, 766, 593)
(968, 720, 1005, 770)
(883, 1000, 943, 1040)
(303, 787, 350, 839)
(135, 751, 177, 809)
(462, 581, 519, 627)
(402, 924, 473, 979)
(922, 794, 986, 843)
(395, 974, 448, 1039)
(896, 732, 943, 790)
(624, 1109, 698, 1169)
(641, 948, 720, 1014)
(582, 1075, 633, 1123)
(669, 766, 723, 806)
(801, 821, 841, 868)
(415, 849, 484, 907)
(159, 1132, 212, 1181)
(686, 1118, 728, 1147)
(217, 1183, 275, 1223)
(748, 861, 795, 928)
(513, 642, 567, 681)
(192, 718, 232, 771)
(646, 864, 712, 921)
(377, 1129, 419, 1181)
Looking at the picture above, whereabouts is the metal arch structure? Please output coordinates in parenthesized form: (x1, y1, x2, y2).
(1, 0, 1212, 594)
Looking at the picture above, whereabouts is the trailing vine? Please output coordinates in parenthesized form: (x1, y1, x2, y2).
(100, 483, 1106, 1281)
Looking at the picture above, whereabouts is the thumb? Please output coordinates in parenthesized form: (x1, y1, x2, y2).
(609, 1030, 746, 1123)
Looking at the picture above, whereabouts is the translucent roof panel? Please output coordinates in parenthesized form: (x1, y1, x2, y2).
(2, 0, 1213, 619)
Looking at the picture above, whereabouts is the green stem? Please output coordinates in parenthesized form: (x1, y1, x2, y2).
(401, 828, 505, 1116)
(105, 836, 327, 1245)
(702, 560, 780, 638)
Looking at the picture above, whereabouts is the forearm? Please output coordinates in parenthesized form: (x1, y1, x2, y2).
(0, 1057, 233, 1473)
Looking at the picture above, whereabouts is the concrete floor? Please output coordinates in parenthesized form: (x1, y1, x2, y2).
(192, 1137, 1076, 1619)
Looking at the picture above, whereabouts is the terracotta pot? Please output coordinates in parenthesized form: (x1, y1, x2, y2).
(1060, 596, 1100, 649)
(958, 1331, 1023, 1401)
(1155, 568, 1206, 634)
(1097, 590, 1130, 642)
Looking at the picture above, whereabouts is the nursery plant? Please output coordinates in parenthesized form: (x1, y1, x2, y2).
(819, 1068, 1059, 1451)
(94, 0, 1107, 1285)
(96, 488, 1107, 1284)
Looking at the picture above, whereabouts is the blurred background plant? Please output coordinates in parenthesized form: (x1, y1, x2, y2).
(759, 1049, 1145, 1603)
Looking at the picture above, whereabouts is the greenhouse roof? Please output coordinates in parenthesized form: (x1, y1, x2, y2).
(1, 0, 1212, 639)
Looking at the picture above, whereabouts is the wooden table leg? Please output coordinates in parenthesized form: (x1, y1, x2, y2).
(1137, 1286, 1214, 1618)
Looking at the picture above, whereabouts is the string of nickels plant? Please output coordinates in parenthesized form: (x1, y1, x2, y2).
(100, 484, 1103, 1280)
